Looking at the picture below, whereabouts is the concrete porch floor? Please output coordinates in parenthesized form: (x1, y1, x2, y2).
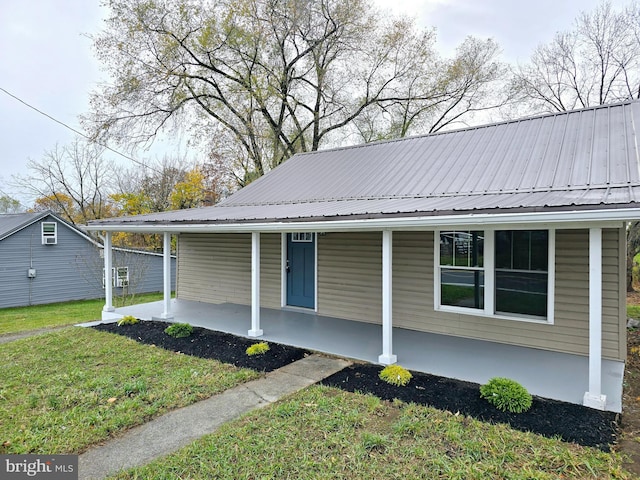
(103, 299, 624, 412)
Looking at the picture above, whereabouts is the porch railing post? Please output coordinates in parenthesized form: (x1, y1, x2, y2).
(583, 227, 606, 410)
(378, 230, 397, 364)
(103, 231, 114, 313)
(249, 231, 263, 337)
(160, 232, 174, 319)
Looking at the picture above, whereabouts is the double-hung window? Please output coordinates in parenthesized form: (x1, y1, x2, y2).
(436, 229, 553, 323)
(495, 230, 548, 318)
(439, 231, 484, 309)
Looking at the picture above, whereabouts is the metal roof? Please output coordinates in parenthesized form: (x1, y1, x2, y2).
(89, 100, 640, 228)
(0, 211, 49, 241)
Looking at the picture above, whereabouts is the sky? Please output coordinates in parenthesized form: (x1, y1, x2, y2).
(0, 0, 629, 204)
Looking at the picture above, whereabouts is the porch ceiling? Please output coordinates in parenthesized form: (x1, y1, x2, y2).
(105, 299, 624, 413)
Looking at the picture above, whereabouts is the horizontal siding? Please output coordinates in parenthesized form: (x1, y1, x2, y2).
(317, 232, 382, 323)
(259, 234, 281, 308)
(177, 233, 280, 308)
(392, 229, 622, 361)
(178, 233, 251, 304)
(0, 216, 172, 309)
(175, 228, 623, 361)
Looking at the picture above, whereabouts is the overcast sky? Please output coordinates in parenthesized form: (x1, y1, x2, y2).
(0, 0, 629, 203)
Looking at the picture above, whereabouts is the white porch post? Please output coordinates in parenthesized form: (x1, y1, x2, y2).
(248, 232, 263, 337)
(103, 232, 114, 312)
(583, 227, 607, 410)
(160, 232, 174, 319)
(378, 230, 397, 364)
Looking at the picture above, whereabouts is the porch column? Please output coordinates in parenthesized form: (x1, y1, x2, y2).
(378, 230, 397, 364)
(248, 232, 263, 337)
(583, 227, 606, 410)
(159, 232, 174, 319)
(103, 232, 114, 312)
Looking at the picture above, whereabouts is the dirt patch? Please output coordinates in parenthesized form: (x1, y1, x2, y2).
(92, 319, 619, 451)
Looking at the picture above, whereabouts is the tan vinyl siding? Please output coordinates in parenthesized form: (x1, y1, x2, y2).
(176, 228, 624, 361)
(260, 234, 281, 308)
(177, 233, 280, 308)
(315, 229, 623, 361)
(317, 232, 382, 323)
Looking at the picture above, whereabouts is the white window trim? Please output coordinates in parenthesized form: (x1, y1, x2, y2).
(434, 227, 555, 325)
(41, 221, 57, 245)
(116, 266, 130, 288)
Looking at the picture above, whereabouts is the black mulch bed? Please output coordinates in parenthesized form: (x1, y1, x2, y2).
(93, 320, 619, 451)
(321, 363, 619, 451)
(92, 320, 309, 372)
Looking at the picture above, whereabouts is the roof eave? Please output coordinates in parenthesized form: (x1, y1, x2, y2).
(85, 207, 640, 233)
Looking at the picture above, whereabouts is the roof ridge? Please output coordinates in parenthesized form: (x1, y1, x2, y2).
(292, 99, 640, 157)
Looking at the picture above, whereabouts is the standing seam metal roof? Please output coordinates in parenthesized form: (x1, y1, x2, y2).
(89, 100, 640, 226)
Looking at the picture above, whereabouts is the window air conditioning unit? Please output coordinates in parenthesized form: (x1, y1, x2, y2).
(41, 222, 57, 245)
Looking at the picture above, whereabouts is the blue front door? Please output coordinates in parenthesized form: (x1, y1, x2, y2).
(287, 233, 315, 308)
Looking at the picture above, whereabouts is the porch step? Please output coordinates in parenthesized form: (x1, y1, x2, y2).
(78, 354, 350, 480)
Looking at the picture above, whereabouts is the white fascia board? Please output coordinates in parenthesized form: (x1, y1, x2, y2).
(84, 207, 640, 234)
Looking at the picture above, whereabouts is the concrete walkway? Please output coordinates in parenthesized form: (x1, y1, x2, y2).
(78, 354, 350, 480)
(0, 325, 71, 344)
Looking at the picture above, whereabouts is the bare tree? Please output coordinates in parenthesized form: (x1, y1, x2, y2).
(511, 1, 640, 114)
(12, 137, 114, 224)
(84, 0, 508, 184)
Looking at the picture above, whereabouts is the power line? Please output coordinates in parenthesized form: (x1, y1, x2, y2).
(0, 186, 29, 211)
(0, 86, 160, 173)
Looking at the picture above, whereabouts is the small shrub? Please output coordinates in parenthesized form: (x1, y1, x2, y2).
(480, 377, 533, 413)
(246, 342, 270, 356)
(164, 323, 193, 338)
(117, 315, 139, 326)
(379, 365, 412, 387)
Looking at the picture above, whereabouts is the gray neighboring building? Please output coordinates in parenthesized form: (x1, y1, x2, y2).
(0, 211, 175, 308)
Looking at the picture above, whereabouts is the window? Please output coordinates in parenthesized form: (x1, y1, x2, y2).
(103, 267, 130, 288)
(439, 231, 484, 309)
(495, 230, 548, 317)
(116, 267, 129, 288)
(291, 232, 313, 242)
(436, 229, 553, 323)
(41, 222, 57, 245)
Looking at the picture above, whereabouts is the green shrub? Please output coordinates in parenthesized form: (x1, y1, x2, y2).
(246, 342, 270, 356)
(164, 323, 193, 338)
(480, 377, 532, 413)
(117, 315, 139, 326)
(379, 365, 412, 387)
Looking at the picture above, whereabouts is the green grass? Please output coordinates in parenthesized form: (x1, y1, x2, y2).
(0, 292, 165, 335)
(111, 386, 631, 479)
(0, 328, 259, 454)
(628, 303, 640, 320)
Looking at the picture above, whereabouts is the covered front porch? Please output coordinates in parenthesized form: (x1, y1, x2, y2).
(102, 298, 624, 412)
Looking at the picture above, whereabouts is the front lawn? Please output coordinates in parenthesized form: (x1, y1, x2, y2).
(0, 328, 258, 454)
(111, 386, 630, 479)
(0, 292, 164, 335)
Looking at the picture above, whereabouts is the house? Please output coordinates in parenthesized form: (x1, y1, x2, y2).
(87, 100, 640, 412)
(0, 211, 176, 308)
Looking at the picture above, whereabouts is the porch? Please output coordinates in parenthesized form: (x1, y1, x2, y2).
(102, 299, 624, 412)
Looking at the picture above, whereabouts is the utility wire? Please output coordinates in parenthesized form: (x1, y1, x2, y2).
(0, 86, 161, 173)
(0, 186, 30, 211)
